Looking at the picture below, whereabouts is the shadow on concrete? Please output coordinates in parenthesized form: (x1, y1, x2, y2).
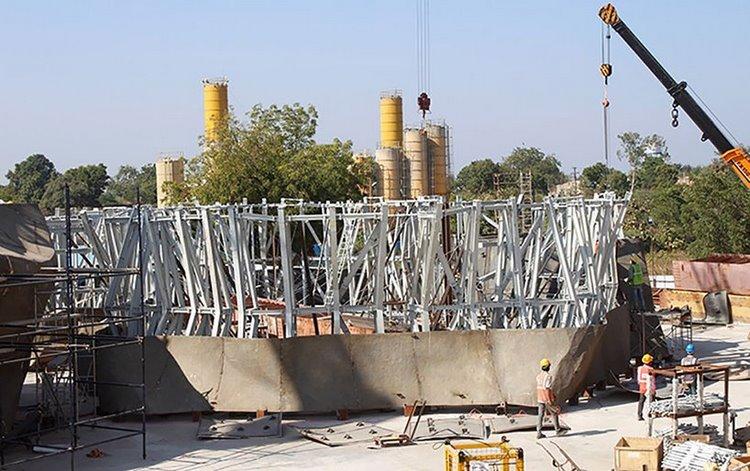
(97, 337, 212, 414)
(558, 428, 617, 438)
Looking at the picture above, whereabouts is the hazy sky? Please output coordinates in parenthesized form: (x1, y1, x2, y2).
(2, 1, 749, 180)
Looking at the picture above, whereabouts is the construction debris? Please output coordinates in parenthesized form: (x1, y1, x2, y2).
(294, 421, 395, 447)
(662, 441, 738, 471)
(197, 413, 282, 439)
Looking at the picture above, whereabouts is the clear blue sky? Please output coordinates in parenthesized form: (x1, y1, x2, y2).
(2, 1, 749, 180)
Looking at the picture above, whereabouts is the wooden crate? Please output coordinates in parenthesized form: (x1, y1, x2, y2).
(729, 455, 750, 469)
(614, 437, 663, 471)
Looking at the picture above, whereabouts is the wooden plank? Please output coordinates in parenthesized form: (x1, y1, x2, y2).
(658, 289, 750, 323)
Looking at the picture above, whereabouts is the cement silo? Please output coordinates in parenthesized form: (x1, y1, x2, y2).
(156, 156, 185, 207)
(203, 78, 229, 143)
(379, 91, 403, 148)
(403, 128, 429, 198)
(426, 123, 449, 195)
(375, 148, 403, 200)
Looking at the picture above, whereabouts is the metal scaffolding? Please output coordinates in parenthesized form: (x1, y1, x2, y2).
(44, 194, 628, 339)
(0, 187, 146, 469)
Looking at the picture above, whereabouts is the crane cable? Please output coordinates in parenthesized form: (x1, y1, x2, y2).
(600, 23, 613, 167)
(416, 0, 430, 94)
(416, 0, 431, 119)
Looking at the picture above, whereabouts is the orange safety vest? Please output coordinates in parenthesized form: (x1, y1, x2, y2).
(637, 365, 656, 394)
(536, 371, 554, 404)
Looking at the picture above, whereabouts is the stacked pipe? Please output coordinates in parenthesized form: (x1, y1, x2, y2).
(662, 441, 737, 471)
(648, 393, 725, 417)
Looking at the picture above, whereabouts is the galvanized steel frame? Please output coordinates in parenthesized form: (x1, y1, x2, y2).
(45, 194, 628, 338)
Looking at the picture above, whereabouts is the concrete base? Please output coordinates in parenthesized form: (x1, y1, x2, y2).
(96, 307, 630, 415)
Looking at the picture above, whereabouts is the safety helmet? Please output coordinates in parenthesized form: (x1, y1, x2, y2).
(642, 354, 653, 365)
(686, 343, 695, 354)
(540, 358, 551, 369)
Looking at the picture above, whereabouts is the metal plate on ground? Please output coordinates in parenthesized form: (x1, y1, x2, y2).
(486, 415, 569, 434)
(197, 413, 282, 439)
(411, 417, 487, 441)
(294, 421, 395, 447)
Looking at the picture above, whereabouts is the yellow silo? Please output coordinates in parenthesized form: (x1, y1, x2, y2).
(403, 128, 429, 197)
(203, 78, 229, 143)
(156, 156, 185, 207)
(379, 91, 403, 148)
(375, 148, 403, 200)
(426, 123, 449, 196)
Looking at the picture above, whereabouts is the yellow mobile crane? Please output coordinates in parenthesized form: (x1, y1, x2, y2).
(599, 3, 750, 189)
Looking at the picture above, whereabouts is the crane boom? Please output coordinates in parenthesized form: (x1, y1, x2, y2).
(599, 3, 750, 189)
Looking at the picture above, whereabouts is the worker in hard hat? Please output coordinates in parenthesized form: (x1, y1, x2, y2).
(628, 258, 646, 312)
(637, 354, 657, 421)
(536, 358, 566, 439)
(680, 343, 699, 395)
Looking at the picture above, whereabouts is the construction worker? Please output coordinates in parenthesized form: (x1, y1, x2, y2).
(637, 354, 656, 421)
(628, 258, 646, 312)
(536, 358, 565, 439)
(680, 343, 699, 395)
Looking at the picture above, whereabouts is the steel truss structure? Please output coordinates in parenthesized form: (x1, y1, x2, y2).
(45, 194, 628, 339)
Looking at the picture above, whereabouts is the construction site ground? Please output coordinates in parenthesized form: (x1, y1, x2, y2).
(11, 323, 750, 470)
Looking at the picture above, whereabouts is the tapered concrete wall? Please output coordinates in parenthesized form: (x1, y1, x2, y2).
(96, 319, 626, 415)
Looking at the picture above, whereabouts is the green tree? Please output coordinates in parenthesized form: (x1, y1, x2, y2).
(5, 154, 58, 204)
(680, 160, 750, 257)
(637, 154, 679, 189)
(0, 185, 13, 202)
(280, 139, 364, 202)
(581, 163, 631, 197)
(101, 164, 157, 205)
(617, 132, 668, 169)
(452, 159, 500, 199)
(39, 164, 109, 213)
(498, 147, 566, 196)
(181, 104, 365, 204)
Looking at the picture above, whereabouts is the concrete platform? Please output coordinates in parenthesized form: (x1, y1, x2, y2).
(7, 323, 750, 470)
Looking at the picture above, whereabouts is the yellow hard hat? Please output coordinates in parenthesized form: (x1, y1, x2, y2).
(540, 358, 551, 368)
(642, 354, 653, 364)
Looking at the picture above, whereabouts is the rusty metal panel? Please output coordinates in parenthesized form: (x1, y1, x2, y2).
(673, 256, 750, 295)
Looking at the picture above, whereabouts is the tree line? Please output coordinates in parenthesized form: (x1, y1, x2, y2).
(0, 155, 157, 214)
(0, 103, 372, 214)
(452, 132, 750, 259)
